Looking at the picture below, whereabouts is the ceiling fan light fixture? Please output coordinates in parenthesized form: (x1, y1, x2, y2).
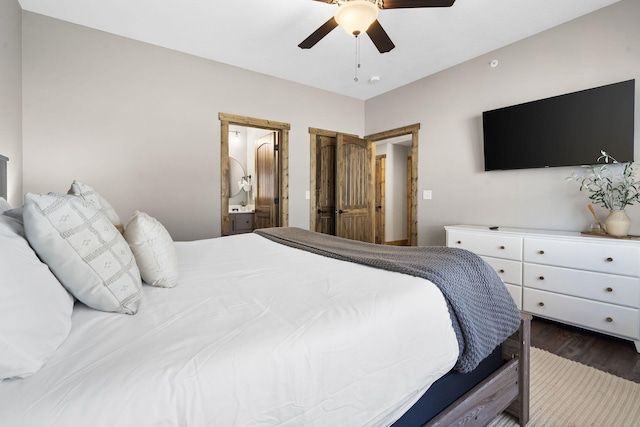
(334, 0, 379, 36)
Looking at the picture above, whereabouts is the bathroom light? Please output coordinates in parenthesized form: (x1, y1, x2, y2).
(335, 0, 379, 36)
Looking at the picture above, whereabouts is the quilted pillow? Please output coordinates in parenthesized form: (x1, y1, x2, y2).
(0, 213, 74, 380)
(23, 193, 142, 315)
(124, 211, 179, 288)
(68, 180, 122, 230)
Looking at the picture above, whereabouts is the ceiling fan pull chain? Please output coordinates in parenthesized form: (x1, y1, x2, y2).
(354, 35, 361, 82)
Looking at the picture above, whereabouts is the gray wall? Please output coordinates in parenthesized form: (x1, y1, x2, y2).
(21, 12, 364, 241)
(15, 0, 640, 243)
(0, 0, 22, 207)
(366, 0, 640, 245)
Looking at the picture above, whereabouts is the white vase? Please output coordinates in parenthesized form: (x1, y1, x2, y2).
(604, 209, 631, 237)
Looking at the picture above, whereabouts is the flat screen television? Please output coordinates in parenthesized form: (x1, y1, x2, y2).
(482, 79, 635, 171)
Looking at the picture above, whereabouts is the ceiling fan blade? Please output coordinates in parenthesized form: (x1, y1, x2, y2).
(312, 0, 335, 3)
(382, 0, 455, 9)
(299, 17, 338, 49)
(366, 20, 395, 53)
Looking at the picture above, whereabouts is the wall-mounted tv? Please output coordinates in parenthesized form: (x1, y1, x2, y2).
(482, 79, 635, 171)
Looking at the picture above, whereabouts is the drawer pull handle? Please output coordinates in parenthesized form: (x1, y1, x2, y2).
(538, 276, 545, 281)
(606, 257, 614, 262)
(499, 245, 505, 250)
(538, 250, 545, 255)
(456, 240, 462, 244)
(606, 317, 613, 323)
(606, 287, 613, 293)
(538, 302, 545, 307)
(499, 269, 505, 274)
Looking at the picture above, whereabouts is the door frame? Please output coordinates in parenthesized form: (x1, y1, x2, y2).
(219, 113, 290, 236)
(406, 155, 412, 245)
(365, 124, 420, 246)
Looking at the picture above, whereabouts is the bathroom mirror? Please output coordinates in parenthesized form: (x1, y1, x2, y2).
(229, 157, 245, 198)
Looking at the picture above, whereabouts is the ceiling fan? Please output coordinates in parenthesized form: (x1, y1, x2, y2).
(298, 0, 457, 54)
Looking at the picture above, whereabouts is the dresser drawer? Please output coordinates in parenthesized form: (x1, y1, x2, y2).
(447, 230, 522, 261)
(504, 283, 522, 309)
(523, 238, 640, 277)
(523, 288, 640, 340)
(481, 256, 522, 285)
(523, 263, 639, 307)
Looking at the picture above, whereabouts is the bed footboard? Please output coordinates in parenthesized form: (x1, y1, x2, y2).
(424, 312, 531, 427)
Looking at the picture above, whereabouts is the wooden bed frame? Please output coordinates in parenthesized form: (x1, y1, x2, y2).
(425, 312, 531, 427)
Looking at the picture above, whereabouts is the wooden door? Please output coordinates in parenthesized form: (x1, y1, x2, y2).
(314, 135, 336, 235)
(375, 155, 386, 244)
(254, 132, 278, 229)
(335, 134, 375, 243)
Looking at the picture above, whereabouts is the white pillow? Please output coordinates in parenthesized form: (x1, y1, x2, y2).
(2, 207, 22, 223)
(0, 197, 11, 213)
(0, 214, 74, 380)
(23, 193, 142, 315)
(124, 211, 179, 288)
(68, 180, 122, 228)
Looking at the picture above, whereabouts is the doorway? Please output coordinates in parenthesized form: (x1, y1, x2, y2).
(374, 137, 412, 246)
(219, 113, 290, 236)
(309, 124, 419, 246)
(366, 124, 419, 246)
(309, 128, 376, 243)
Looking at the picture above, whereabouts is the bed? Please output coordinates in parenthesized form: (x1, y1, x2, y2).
(0, 175, 530, 427)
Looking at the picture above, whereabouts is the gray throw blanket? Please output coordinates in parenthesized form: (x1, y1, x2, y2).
(254, 227, 520, 373)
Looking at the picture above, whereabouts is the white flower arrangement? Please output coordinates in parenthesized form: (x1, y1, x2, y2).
(568, 150, 640, 210)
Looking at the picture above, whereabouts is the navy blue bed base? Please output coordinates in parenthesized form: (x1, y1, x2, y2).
(392, 344, 504, 427)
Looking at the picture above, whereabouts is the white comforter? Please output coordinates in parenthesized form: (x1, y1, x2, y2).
(0, 233, 459, 427)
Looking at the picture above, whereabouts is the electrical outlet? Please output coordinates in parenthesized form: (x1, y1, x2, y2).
(423, 190, 432, 200)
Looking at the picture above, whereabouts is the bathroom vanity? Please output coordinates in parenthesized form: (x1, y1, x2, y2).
(229, 212, 254, 235)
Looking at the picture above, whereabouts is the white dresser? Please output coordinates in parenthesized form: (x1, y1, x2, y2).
(445, 225, 640, 351)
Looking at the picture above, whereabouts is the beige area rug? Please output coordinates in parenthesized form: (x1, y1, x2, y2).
(488, 347, 640, 427)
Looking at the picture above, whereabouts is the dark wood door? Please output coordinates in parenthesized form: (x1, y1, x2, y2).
(314, 135, 336, 235)
(335, 134, 375, 243)
(254, 132, 278, 229)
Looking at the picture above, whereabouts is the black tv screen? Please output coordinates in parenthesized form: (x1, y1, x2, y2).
(483, 79, 635, 171)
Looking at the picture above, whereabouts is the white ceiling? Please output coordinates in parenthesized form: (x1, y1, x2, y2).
(18, 0, 621, 100)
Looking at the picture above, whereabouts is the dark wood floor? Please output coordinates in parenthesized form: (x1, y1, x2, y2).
(531, 316, 640, 383)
